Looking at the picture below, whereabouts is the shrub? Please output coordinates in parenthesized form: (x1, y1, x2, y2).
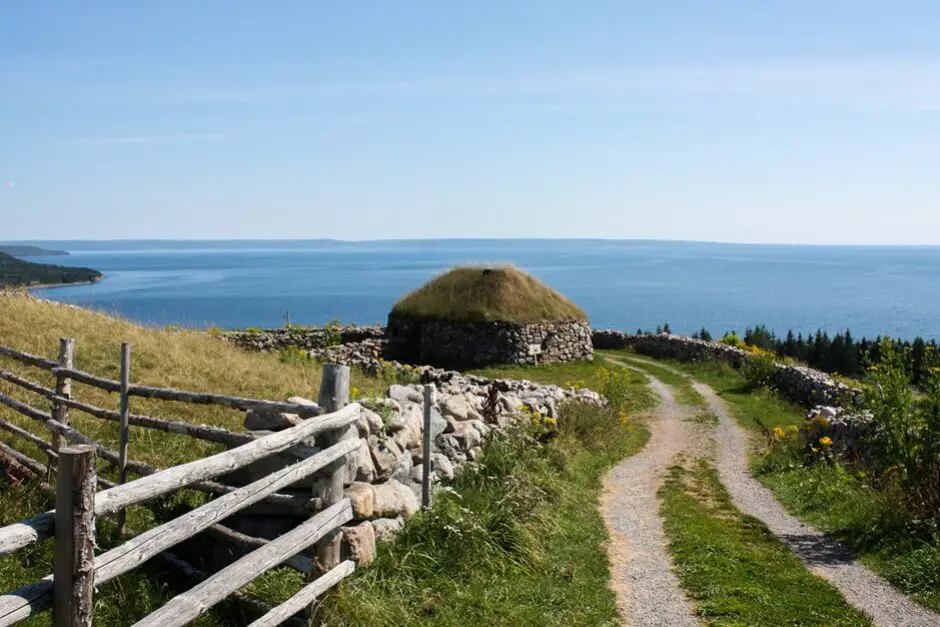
(719, 331, 743, 347)
(277, 346, 311, 365)
(742, 350, 777, 390)
(324, 319, 343, 346)
(865, 339, 940, 520)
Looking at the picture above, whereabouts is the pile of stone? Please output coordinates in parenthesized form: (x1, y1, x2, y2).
(223, 325, 384, 352)
(231, 376, 603, 566)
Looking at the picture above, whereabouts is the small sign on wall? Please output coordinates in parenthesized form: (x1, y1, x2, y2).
(528, 344, 542, 356)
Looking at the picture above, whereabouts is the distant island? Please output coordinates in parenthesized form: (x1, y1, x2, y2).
(0, 252, 102, 288)
(0, 245, 69, 257)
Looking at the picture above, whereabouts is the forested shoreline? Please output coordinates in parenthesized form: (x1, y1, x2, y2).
(0, 252, 102, 288)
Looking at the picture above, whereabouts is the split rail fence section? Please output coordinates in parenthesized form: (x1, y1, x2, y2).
(0, 339, 362, 626)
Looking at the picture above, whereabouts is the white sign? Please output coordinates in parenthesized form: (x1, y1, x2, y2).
(528, 344, 542, 356)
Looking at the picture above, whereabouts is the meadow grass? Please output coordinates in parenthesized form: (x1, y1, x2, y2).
(598, 350, 707, 409)
(317, 366, 653, 625)
(659, 459, 872, 626)
(0, 294, 390, 625)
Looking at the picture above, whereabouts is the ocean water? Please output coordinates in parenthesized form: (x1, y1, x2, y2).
(21, 240, 940, 340)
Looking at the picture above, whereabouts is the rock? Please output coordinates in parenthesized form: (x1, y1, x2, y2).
(372, 517, 404, 543)
(342, 521, 376, 566)
(430, 453, 454, 481)
(392, 448, 414, 485)
(435, 434, 460, 459)
(388, 384, 423, 404)
(391, 405, 424, 451)
(369, 435, 404, 482)
(357, 409, 385, 436)
(345, 440, 375, 484)
(373, 479, 419, 518)
(447, 419, 482, 451)
(467, 446, 482, 461)
(409, 463, 426, 483)
(244, 411, 302, 432)
(345, 482, 375, 518)
(440, 395, 481, 422)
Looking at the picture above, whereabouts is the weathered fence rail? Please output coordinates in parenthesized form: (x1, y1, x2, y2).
(0, 338, 361, 626)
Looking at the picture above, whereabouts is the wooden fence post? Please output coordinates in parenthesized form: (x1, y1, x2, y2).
(312, 364, 350, 578)
(53, 445, 96, 627)
(422, 385, 433, 508)
(117, 343, 131, 533)
(49, 338, 75, 479)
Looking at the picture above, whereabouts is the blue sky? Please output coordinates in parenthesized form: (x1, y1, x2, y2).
(2, 1, 939, 244)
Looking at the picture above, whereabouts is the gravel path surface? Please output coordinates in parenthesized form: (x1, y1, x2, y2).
(601, 375, 701, 627)
(695, 381, 940, 627)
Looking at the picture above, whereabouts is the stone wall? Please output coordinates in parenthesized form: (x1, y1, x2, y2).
(223, 325, 384, 352)
(387, 316, 593, 368)
(592, 330, 862, 408)
(224, 372, 604, 566)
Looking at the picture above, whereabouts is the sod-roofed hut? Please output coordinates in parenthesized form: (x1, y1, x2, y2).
(387, 266, 594, 367)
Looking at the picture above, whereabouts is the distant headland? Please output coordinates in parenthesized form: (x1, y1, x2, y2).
(0, 252, 102, 289)
(0, 245, 69, 257)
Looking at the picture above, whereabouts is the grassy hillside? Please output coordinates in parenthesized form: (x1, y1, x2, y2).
(0, 294, 387, 468)
(391, 266, 587, 323)
(0, 252, 101, 287)
(0, 295, 394, 625)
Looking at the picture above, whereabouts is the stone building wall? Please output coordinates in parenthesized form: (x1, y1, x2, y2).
(387, 316, 594, 368)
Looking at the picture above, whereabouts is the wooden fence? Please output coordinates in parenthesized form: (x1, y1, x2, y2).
(0, 339, 362, 626)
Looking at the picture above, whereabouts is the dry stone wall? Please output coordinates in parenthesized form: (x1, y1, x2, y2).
(223, 325, 384, 352)
(387, 317, 593, 367)
(224, 373, 604, 566)
(592, 330, 862, 407)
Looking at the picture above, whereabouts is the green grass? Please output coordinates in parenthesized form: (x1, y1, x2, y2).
(390, 266, 587, 323)
(659, 459, 872, 626)
(761, 466, 940, 612)
(317, 369, 653, 626)
(599, 350, 707, 409)
(625, 349, 940, 615)
(0, 294, 394, 624)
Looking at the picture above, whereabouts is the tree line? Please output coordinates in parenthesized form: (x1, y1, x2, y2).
(0, 252, 102, 288)
(639, 322, 937, 384)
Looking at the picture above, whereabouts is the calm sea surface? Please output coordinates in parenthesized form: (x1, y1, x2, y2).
(22, 240, 940, 340)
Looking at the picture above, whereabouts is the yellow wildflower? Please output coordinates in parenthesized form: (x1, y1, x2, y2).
(819, 436, 833, 447)
(786, 425, 799, 434)
(350, 386, 360, 398)
(773, 426, 785, 440)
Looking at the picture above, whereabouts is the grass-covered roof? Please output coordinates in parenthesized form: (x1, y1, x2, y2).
(390, 266, 587, 324)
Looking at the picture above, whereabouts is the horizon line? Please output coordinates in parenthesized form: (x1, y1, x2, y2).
(4, 237, 940, 249)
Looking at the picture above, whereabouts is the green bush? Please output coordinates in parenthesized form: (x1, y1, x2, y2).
(865, 339, 940, 520)
(741, 350, 777, 390)
(277, 346, 310, 365)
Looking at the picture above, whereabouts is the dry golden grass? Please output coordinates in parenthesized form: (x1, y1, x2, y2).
(0, 293, 384, 470)
(391, 265, 587, 324)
